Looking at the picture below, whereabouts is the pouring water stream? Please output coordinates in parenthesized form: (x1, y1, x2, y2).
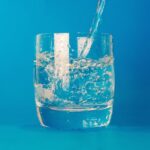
(79, 0, 106, 58)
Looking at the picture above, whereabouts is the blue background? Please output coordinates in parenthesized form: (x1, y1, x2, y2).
(0, 0, 150, 149)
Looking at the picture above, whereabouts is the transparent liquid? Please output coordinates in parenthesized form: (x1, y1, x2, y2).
(35, 52, 114, 109)
(34, 52, 114, 129)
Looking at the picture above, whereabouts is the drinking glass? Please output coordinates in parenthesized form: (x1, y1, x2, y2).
(34, 33, 115, 129)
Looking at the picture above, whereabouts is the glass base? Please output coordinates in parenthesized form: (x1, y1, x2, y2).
(36, 104, 113, 130)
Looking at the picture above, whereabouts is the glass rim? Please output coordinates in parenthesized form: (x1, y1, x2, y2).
(36, 32, 112, 38)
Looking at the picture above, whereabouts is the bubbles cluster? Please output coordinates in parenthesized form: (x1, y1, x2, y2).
(34, 52, 114, 108)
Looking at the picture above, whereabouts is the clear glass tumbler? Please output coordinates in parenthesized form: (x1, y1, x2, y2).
(34, 33, 115, 129)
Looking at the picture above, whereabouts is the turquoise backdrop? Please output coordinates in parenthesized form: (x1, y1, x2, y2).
(0, 0, 150, 149)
